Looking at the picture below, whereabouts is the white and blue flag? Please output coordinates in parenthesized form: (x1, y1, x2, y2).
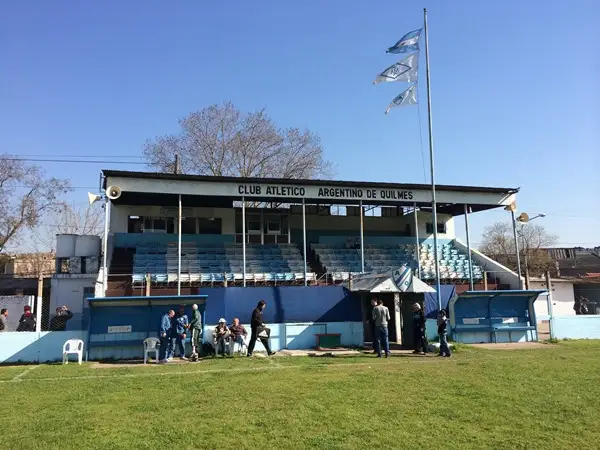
(386, 29, 421, 54)
(373, 53, 419, 84)
(384, 84, 417, 114)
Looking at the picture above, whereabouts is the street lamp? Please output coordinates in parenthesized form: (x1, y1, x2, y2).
(516, 213, 546, 290)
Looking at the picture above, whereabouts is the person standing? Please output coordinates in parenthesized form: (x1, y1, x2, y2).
(158, 309, 175, 363)
(17, 305, 36, 332)
(437, 311, 451, 357)
(174, 305, 189, 360)
(49, 306, 73, 331)
(372, 299, 391, 358)
(0, 308, 8, 332)
(412, 303, 427, 355)
(189, 304, 202, 361)
(247, 300, 275, 357)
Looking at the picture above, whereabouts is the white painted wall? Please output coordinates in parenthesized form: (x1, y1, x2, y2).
(454, 238, 521, 289)
(50, 275, 97, 330)
(530, 279, 575, 318)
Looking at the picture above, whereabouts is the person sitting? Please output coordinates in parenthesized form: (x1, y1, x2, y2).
(228, 318, 248, 354)
(213, 318, 230, 356)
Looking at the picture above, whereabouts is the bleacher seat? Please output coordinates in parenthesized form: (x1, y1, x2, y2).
(312, 241, 483, 282)
(128, 240, 314, 285)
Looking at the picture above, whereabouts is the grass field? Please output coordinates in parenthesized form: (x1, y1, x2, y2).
(1, 341, 599, 449)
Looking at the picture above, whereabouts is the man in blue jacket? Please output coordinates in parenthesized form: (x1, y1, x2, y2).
(159, 309, 175, 363)
(173, 305, 189, 360)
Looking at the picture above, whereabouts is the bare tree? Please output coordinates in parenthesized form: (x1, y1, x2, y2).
(479, 221, 559, 278)
(0, 156, 70, 253)
(143, 101, 334, 179)
(32, 203, 104, 251)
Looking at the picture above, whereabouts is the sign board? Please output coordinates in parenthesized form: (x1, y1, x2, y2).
(392, 266, 413, 292)
(107, 175, 515, 207)
(108, 325, 132, 333)
(463, 318, 480, 325)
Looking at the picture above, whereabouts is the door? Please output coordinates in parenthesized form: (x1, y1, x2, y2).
(400, 293, 421, 349)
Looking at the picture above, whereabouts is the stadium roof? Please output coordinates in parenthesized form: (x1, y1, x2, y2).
(102, 170, 518, 215)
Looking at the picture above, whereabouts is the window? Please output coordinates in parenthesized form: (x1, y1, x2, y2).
(181, 217, 196, 234)
(198, 218, 221, 234)
(267, 220, 281, 234)
(128, 216, 143, 233)
(426, 223, 446, 234)
(248, 220, 261, 232)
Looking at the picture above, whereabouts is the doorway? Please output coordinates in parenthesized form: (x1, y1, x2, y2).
(361, 293, 397, 345)
(400, 293, 422, 349)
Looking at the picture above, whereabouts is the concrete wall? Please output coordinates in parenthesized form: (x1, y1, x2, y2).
(88, 321, 364, 360)
(110, 205, 236, 234)
(0, 331, 87, 363)
(530, 280, 575, 319)
(50, 275, 97, 330)
(109, 203, 456, 240)
(454, 238, 520, 289)
(551, 316, 600, 339)
(289, 211, 455, 239)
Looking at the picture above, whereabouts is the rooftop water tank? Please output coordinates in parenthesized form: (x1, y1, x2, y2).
(55, 234, 77, 258)
(75, 235, 102, 257)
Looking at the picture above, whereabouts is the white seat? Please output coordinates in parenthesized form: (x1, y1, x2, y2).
(230, 335, 248, 356)
(62, 339, 84, 365)
(143, 337, 161, 364)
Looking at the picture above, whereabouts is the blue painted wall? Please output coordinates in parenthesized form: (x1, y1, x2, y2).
(0, 331, 87, 363)
(551, 315, 600, 339)
(200, 286, 361, 325)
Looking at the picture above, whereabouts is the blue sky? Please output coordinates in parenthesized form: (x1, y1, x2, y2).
(1, 0, 598, 248)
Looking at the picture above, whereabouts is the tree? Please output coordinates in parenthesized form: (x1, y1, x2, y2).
(32, 203, 104, 252)
(479, 221, 559, 280)
(0, 156, 70, 253)
(143, 101, 334, 179)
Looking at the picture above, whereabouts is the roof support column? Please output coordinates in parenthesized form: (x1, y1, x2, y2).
(177, 194, 182, 296)
(242, 197, 246, 287)
(302, 198, 307, 286)
(464, 204, 474, 291)
(413, 202, 420, 278)
(360, 200, 365, 273)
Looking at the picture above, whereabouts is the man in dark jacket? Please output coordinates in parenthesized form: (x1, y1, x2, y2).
(437, 310, 451, 357)
(412, 303, 427, 355)
(17, 305, 36, 332)
(174, 305, 189, 360)
(49, 306, 73, 331)
(247, 300, 275, 357)
(158, 309, 175, 363)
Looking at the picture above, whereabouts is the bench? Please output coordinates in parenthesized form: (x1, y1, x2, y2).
(453, 321, 494, 343)
(491, 325, 537, 343)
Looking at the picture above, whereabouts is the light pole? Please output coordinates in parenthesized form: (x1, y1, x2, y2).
(505, 204, 523, 289)
(515, 213, 546, 290)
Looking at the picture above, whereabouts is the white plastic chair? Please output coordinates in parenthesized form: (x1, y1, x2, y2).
(143, 337, 161, 364)
(230, 335, 248, 356)
(62, 339, 84, 365)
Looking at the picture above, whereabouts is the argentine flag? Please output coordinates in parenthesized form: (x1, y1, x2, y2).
(384, 84, 417, 114)
(386, 29, 421, 54)
(373, 53, 419, 84)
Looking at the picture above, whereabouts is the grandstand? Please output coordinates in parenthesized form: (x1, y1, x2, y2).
(95, 170, 517, 297)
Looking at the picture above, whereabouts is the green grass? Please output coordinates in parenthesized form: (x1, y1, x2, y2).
(1, 341, 599, 449)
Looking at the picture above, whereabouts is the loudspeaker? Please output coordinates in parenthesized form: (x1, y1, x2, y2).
(106, 185, 122, 200)
(87, 192, 102, 205)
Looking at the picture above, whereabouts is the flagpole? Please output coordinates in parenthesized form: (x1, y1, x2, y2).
(424, 8, 442, 313)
